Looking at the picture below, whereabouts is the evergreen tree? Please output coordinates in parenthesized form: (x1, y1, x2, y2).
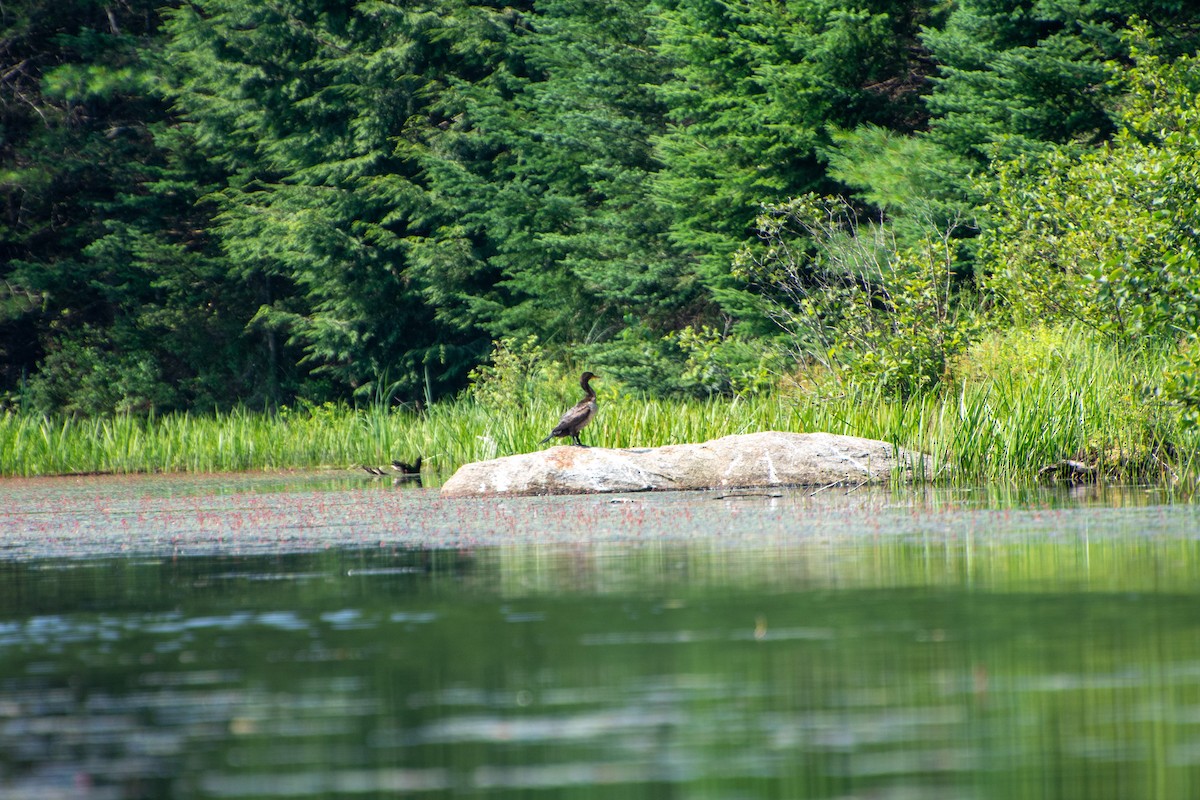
(163, 0, 531, 402)
(923, 0, 1200, 162)
(0, 0, 270, 413)
(825, 3, 1200, 279)
(650, 0, 939, 324)
(419, 0, 690, 348)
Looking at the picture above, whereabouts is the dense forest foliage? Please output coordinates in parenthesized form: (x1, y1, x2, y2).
(3, 0, 1200, 417)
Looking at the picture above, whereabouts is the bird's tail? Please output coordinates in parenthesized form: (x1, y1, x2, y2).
(538, 434, 552, 445)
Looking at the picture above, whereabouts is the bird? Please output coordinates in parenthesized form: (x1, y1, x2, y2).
(391, 456, 422, 477)
(539, 372, 599, 447)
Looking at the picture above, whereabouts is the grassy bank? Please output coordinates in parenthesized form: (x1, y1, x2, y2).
(2, 328, 1197, 484)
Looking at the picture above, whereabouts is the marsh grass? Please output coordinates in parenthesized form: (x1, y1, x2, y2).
(2, 329, 1197, 484)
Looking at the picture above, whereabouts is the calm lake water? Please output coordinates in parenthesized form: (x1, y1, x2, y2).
(2, 473, 1200, 799)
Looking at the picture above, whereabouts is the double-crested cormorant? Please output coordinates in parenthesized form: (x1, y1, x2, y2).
(391, 456, 422, 476)
(540, 372, 599, 447)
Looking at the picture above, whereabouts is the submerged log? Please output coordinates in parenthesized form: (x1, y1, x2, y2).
(440, 431, 931, 498)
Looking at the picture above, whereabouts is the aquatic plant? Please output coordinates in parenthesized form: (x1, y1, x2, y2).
(1, 327, 1196, 484)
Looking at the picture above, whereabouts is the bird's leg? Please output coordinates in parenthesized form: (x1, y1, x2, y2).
(572, 434, 587, 447)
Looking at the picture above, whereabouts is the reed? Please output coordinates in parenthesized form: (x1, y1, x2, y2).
(2, 328, 1196, 483)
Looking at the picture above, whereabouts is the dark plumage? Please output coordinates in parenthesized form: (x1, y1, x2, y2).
(391, 456, 422, 476)
(363, 456, 422, 480)
(540, 372, 599, 447)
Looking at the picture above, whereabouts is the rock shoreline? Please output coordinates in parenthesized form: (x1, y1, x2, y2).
(440, 431, 930, 498)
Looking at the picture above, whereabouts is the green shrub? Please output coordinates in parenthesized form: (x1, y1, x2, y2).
(736, 194, 977, 399)
(979, 33, 1200, 343)
(1160, 337, 1200, 430)
(27, 330, 176, 416)
(666, 324, 781, 398)
(466, 336, 549, 411)
(572, 321, 779, 399)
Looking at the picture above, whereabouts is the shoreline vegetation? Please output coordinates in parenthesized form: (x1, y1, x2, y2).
(6, 6, 1200, 476)
(4, 327, 1197, 487)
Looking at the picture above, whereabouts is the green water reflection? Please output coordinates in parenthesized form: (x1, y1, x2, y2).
(2, 533, 1200, 799)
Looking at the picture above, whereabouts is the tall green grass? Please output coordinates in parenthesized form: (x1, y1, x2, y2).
(2, 328, 1197, 484)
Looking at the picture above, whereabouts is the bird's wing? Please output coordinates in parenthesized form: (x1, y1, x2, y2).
(551, 401, 592, 435)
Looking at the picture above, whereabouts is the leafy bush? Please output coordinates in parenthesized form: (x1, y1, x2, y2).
(1160, 337, 1200, 430)
(575, 321, 782, 399)
(465, 336, 548, 411)
(951, 324, 1070, 384)
(735, 194, 977, 399)
(26, 330, 176, 416)
(665, 325, 781, 398)
(979, 33, 1200, 343)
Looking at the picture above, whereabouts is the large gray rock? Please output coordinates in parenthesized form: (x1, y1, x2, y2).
(440, 431, 930, 497)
